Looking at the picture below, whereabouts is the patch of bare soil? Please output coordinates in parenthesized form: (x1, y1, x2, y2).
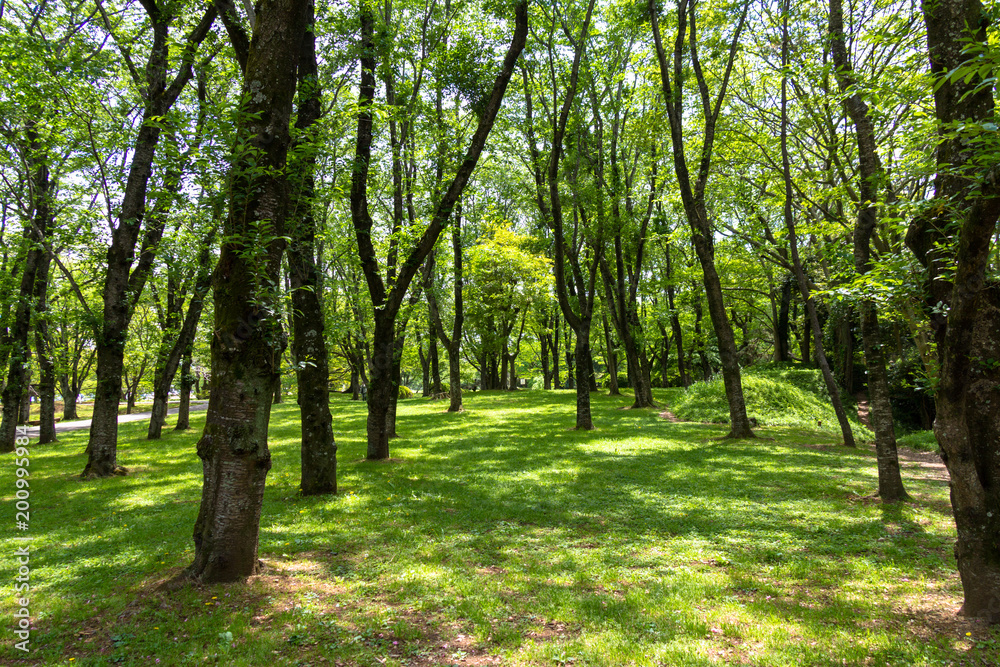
(891, 446, 949, 484)
(659, 409, 682, 423)
(855, 390, 872, 429)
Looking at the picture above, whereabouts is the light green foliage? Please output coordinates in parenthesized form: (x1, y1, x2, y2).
(668, 363, 874, 441)
(398, 384, 414, 399)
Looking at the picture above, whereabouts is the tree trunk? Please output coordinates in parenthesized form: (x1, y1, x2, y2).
(366, 318, 396, 459)
(419, 339, 430, 396)
(148, 237, 213, 439)
(351, 0, 527, 456)
(84, 6, 216, 477)
(541, 327, 551, 390)
(903, 0, 1000, 620)
(20, 374, 32, 424)
(779, 7, 856, 448)
(552, 315, 561, 388)
(775, 276, 792, 362)
(649, 0, 753, 438)
(573, 322, 594, 430)
(828, 0, 906, 497)
(430, 334, 442, 393)
(186, 0, 305, 584)
(63, 391, 79, 422)
(603, 310, 620, 395)
(33, 257, 57, 444)
(0, 125, 48, 452)
(175, 351, 193, 431)
(287, 11, 337, 496)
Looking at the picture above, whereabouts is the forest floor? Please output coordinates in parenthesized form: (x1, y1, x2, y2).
(2, 389, 998, 666)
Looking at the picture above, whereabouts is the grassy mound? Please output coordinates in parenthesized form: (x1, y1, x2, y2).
(668, 362, 874, 441)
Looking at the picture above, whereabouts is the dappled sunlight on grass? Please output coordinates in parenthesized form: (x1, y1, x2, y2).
(1, 388, 995, 665)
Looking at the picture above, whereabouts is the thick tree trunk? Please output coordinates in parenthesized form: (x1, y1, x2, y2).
(36, 347, 57, 441)
(573, 323, 594, 430)
(366, 318, 395, 459)
(447, 347, 462, 411)
(20, 381, 31, 424)
(904, 0, 1000, 620)
(62, 391, 79, 421)
(175, 351, 193, 431)
(186, 0, 305, 584)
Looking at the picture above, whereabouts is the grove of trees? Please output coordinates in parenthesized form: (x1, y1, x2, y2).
(1, 0, 998, 620)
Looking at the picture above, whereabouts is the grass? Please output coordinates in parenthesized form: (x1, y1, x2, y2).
(1, 387, 996, 666)
(664, 363, 874, 442)
(897, 430, 939, 453)
(23, 401, 195, 422)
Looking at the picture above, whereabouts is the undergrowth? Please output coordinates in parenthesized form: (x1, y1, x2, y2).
(666, 363, 874, 441)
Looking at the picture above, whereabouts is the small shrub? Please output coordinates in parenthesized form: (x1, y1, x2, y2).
(398, 385, 414, 399)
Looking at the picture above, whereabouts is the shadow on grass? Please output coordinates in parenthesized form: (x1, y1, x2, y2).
(1, 388, 979, 666)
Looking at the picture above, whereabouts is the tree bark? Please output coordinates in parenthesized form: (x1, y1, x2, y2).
(33, 249, 56, 444)
(175, 350, 193, 431)
(904, 0, 1000, 621)
(148, 234, 214, 439)
(1, 122, 50, 452)
(351, 0, 527, 457)
(288, 8, 337, 496)
(524, 0, 598, 428)
(775, 277, 792, 362)
(602, 310, 620, 395)
(185, 0, 306, 584)
(828, 0, 907, 496)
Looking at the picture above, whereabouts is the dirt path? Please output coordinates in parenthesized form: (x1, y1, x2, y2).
(24, 402, 208, 440)
(890, 444, 949, 483)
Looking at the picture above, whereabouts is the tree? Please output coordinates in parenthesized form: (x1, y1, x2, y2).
(185, 0, 308, 583)
(287, 3, 337, 496)
(778, 2, 856, 448)
(905, 0, 1000, 621)
(523, 0, 600, 429)
(350, 0, 529, 459)
(0, 121, 53, 452)
(828, 0, 908, 498)
(648, 0, 754, 438)
(83, 0, 217, 477)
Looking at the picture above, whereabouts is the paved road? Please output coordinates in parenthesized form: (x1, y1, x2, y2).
(24, 401, 208, 439)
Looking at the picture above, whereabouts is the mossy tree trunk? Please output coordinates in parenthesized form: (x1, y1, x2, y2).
(185, 0, 307, 584)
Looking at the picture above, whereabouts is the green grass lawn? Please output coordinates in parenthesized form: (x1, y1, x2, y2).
(2, 389, 997, 666)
